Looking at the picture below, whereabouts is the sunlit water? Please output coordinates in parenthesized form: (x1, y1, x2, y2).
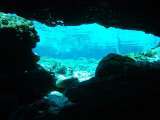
(33, 21, 160, 59)
(33, 21, 160, 81)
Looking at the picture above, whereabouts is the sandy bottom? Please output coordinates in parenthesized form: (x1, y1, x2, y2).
(38, 56, 100, 82)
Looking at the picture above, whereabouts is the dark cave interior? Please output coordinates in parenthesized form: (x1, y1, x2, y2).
(1, 1, 160, 120)
(1, 0, 160, 35)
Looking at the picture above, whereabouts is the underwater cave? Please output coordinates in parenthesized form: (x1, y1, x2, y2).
(33, 20, 160, 82)
(1, 0, 160, 120)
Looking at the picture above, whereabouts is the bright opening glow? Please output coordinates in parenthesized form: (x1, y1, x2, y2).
(33, 21, 160, 59)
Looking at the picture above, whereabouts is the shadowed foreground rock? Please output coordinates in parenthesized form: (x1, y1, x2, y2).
(8, 53, 160, 120)
(62, 53, 160, 119)
(0, 12, 55, 120)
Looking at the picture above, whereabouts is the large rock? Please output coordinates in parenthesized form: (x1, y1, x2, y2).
(62, 53, 160, 119)
(0, 12, 39, 72)
(95, 53, 135, 78)
(0, 12, 55, 120)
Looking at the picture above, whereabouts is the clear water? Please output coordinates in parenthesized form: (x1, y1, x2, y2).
(32, 21, 160, 81)
(33, 21, 160, 59)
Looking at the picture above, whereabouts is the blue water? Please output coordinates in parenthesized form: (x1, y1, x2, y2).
(33, 21, 160, 59)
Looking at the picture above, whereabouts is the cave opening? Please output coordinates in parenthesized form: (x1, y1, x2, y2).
(33, 20, 160, 81)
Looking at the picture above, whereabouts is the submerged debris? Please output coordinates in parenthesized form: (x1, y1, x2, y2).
(38, 57, 98, 82)
(127, 47, 160, 62)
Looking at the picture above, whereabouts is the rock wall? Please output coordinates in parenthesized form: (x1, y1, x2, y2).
(0, 12, 55, 120)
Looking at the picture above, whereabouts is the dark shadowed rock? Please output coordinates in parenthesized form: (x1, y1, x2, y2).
(1, 0, 160, 35)
(55, 76, 79, 92)
(62, 53, 160, 119)
(95, 53, 135, 78)
(9, 91, 72, 120)
(0, 12, 55, 120)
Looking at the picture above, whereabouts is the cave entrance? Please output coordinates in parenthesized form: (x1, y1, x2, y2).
(33, 20, 160, 82)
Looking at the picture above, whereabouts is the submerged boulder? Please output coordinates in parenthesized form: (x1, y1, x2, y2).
(63, 53, 160, 119)
(95, 53, 135, 78)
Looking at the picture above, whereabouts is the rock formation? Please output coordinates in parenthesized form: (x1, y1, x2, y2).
(63, 53, 160, 119)
(0, 12, 55, 120)
(1, 0, 160, 35)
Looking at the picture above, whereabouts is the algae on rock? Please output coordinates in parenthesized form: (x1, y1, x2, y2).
(0, 12, 39, 48)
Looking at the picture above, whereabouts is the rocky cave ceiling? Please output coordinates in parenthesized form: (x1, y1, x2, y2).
(0, 0, 160, 36)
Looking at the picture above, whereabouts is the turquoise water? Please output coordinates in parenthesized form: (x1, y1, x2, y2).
(33, 21, 160, 59)
(33, 21, 160, 81)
